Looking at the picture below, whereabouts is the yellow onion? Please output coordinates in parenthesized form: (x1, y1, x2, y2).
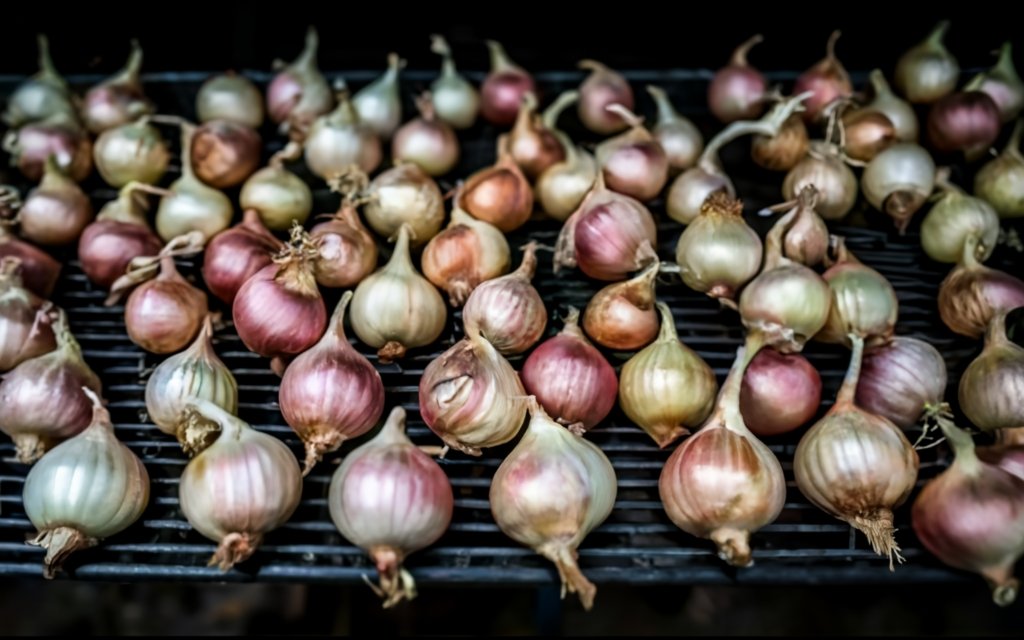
(782, 141, 857, 221)
(429, 35, 479, 129)
(647, 85, 703, 172)
(459, 135, 534, 232)
(779, 185, 829, 267)
(860, 142, 936, 233)
(3, 35, 76, 128)
(938, 234, 1024, 339)
(93, 119, 169, 187)
(840, 109, 897, 162)
(155, 124, 233, 243)
(239, 146, 313, 232)
(352, 53, 405, 140)
(863, 69, 919, 142)
(304, 90, 383, 179)
(619, 301, 717, 447)
(751, 114, 809, 172)
(422, 200, 510, 306)
(363, 163, 445, 245)
(958, 312, 1024, 433)
(817, 238, 898, 348)
(535, 91, 597, 220)
(508, 91, 564, 179)
(581, 261, 659, 351)
(920, 174, 1000, 264)
(196, 72, 264, 128)
(895, 21, 959, 104)
(974, 119, 1024, 219)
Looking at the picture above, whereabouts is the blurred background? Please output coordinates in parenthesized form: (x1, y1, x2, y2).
(1, 1, 1023, 636)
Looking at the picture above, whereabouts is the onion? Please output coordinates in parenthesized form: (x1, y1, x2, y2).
(794, 335, 919, 569)
(144, 314, 237, 454)
(817, 237, 899, 348)
(647, 85, 703, 173)
(3, 35, 76, 128)
(578, 59, 634, 135)
(912, 414, 1024, 605)
(668, 95, 807, 224)
(536, 91, 598, 220)
(490, 397, 616, 610)
(240, 147, 313, 232)
(958, 312, 1024, 433)
(353, 53, 405, 139)
(18, 156, 93, 247)
(769, 184, 829, 267)
(0, 215, 61, 299)
(392, 92, 459, 177)
(233, 227, 326, 374)
(708, 35, 768, 123)
(863, 70, 919, 142)
(554, 172, 657, 281)
(363, 163, 445, 245)
(280, 291, 385, 473)
(0, 308, 101, 463)
(23, 388, 149, 579)
(201, 208, 283, 304)
(927, 88, 1001, 160)
(782, 141, 857, 221)
(0, 260, 55, 372)
(975, 120, 1024, 218)
(793, 31, 852, 122)
(179, 400, 302, 571)
(508, 91, 565, 179)
(462, 242, 547, 356)
(303, 89, 382, 179)
(459, 135, 534, 232)
(895, 21, 959, 104)
(740, 347, 821, 437)
(521, 308, 618, 433)
(196, 72, 265, 128)
(81, 40, 153, 134)
(191, 119, 261, 189)
(422, 200, 510, 306)
(920, 174, 1000, 264)
(978, 439, 1024, 480)
(78, 182, 166, 290)
(856, 336, 947, 429)
(93, 119, 169, 187)
(419, 326, 527, 456)
(350, 224, 447, 363)
(155, 124, 233, 243)
(480, 40, 535, 127)
(840, 109, 897, 162)
(429, 35, 479, 129)
(3, 112, 93, 183)
(660, 344, 786, 567)
(860, 142, 936, 232)
(266, 27, 334, 138)
(595, 104, 668, 202)
(970, 42, 1024, 123)
(619, 301, 717, 447)
(309, 182, 378, 289)
(938, 234, 1024, 339)
(328, 406, 453, 607)
(675, 191, 762, 303)
(581, 261, 660, 351)
(751, 114, 809, 172)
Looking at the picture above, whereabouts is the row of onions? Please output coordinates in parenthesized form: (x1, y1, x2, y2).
(1, 24, 1024, 611)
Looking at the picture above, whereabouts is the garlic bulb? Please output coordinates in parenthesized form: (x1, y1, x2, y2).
(349, 224, 447, 362)
(419, 326, 527, 456)
(958, 312, 1024, 433)
(363, 163, 445, 245)
(144, 315, 238, 455)
(675, 191, 762, 302)
(659, 344, 786, 567)
(328, 406, 453, 608)
(619, 302, 717, 448)
(817, 238, 899, 348)
(179, 400, 302, 571)
(24, 388, 149, 578)
(422, 203, 511, 306)
(490, 397, 617, 611)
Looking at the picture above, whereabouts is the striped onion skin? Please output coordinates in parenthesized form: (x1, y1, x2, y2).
(144, 314, 237, 454)
(23, 388, 149, 578)
(462, 242, 546, 356)
(958, 311, 1024, 432)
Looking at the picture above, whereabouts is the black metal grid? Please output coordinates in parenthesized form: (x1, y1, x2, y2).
(0, 68, 1019, 588)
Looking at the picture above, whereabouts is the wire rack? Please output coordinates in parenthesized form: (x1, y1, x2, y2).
(0, 68, 1019, 588)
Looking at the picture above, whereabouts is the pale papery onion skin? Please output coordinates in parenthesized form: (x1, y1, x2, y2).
(490, 398, 617, 611)
(391, 99, 460, 177)
(179, 401, 302, 571)
(23, 389, 149, 578)
(328, 406, 453, 608)
(856, 336, 947, 429)
(581, 262, 660, 351)
(707, 35, 767, 123)
(895, 21, 960, 105)
(675, 191, 762, 301)
(860, 142, 936, 233)
(864, 69, 919, 142)
(782, 144, 857, 221)
(974, 120, 1024, 219)
(430, 35, 480, 130)
(817, 240, 898, 349)
(740, 348, 822, 437)
(304, 95, 383, 179)
(239, 163, 313, 232)
(920, 185, 1000, 265)
(0, 264, 56, 372)
(93, 121, 169, 188)
(196, 72, 265, 128)
(958, 313, 1024, 433)
(363, 164, 445, 245)
(124, 258, 208, 355)
(352, 53, 405, 140)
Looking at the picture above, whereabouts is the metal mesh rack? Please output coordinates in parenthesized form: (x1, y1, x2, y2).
(0, 68, 1018, 587)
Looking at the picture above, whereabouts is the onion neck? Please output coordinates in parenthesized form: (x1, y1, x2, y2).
(292, 27, 320, 74)
(646, 85, 680, 125)
(623, 261, 660, 305)
(512, 92, 540, 136)
(559, 307, 589, 343)
(512, 241, 539, 281)
(833, 334, 865, 410)
(934, 410, 981, 476)
(983, 309, 1011, 348)
(730, 34, 763, 68)
(178, 123, 198, 181)
(52, 309, 84, 362)
(431, 35, 457, 78)
(35, 34, 64, 87)
(190, 399, 244, 441)
(486, 40, 519, 74)
(39, 155, 74, 191)
(325, 290, 355, 346)
(959, 234, 984, 272)
(99, 182, 166, 225)
(542, 90, 579, 130)
(699, 94, 806, 169)
(923, 20, 951, 51)
(110, 40, 144, 87)
(605, 104, 648, 138)
(376, 406, 412, 446)
(80, 387, 115, 435)
(1003, 119, 1024, 159)
(654, 302, 679, 343)
(715, 341, 762, 434)
(868, 69, 895, 101)
(385, 224, 415, 275)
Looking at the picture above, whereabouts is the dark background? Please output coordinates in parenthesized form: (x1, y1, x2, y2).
(2, 2, 1024, 636)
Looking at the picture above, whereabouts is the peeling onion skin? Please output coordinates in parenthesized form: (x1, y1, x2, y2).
(958, 312, 1024, 434)
(328, 406, 454, 608)
(490, 397, 617, 611)
(856, 337, 947, 429)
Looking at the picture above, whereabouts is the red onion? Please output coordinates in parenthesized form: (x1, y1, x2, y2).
(119, 254, 208, 355)
(462, 242, 547, 356)
(927, 89, 1001, 160)
(266, 27, 334, 138)
(938, 234, 1024, 339)
(793, 31, 852, 122)
(280, 291, 385, 474)
(978, 441, 1024, 481)
(310, 189, 378, 290)
(508, 92, 565, 179)
(0, 308, 102, 463)
(708, 35, 768, 123)
(0, 260, 55, 372)
(78, 183, 166, 290)
(392, 92, 460, 177)
(913, 414, 1024, 606)
(578, 59, 634, 135)
(3, 112, 93, 182)
(191, 119, 262, 189)
(81, 40, 153, 134)
(856, 337, 947, 429)
(740, 347, 822, 437)
(0, 219, 61, 298)
(459, 135, 534, 232)
(201, 208, 283, 304)
(582, 261, 659, 351)
(480, 40, 535, 127)
(971, 42, 1024, 123)
(328, 406, 453, 608)
(595, 104, 669, 202)
(18, 156, 93, 247)
(521, 308, 618, 433)
(233, 227, 326, 375)
(554, 172, 657, 281)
